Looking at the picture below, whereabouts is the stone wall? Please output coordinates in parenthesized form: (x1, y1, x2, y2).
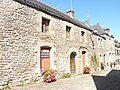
(0, 0, 94, 87)
(0, 0, 40, 86)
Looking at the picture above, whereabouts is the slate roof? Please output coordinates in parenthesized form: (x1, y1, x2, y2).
(91, 24, 115, 39)
(14, 0, 105, 39)
(91, 23, 105, 35)
(14, 0, 93, 31)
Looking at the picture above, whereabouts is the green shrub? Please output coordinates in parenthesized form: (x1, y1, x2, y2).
(61, 73, 71, 79)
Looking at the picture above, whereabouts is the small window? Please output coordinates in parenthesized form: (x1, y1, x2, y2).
(66, 26, 71, 38)
(42, 17, 50, 33)
(81, 31, 85, 37)
(81, 31, 85, 42)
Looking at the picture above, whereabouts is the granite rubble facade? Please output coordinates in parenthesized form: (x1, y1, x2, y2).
(0, 0, 119, 88)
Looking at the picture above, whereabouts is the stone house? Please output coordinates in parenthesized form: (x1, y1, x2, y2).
(91, 24, 115, 68)
(115, 40, 120, 64)
(84, 22, 106, 70)
(0, 0, 117, 87)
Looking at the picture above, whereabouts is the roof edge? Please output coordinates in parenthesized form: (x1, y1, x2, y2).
(14, 0, 93, 31)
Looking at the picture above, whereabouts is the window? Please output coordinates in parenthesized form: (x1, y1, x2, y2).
(81, 31, 85, 37)
(98, 38, 100, 47)
(115, 49, 116, 55)
(98, 38, 100, 40)
(119, 50, 120, 55)
(66, 26, 71, 38)
(81, 31, 85, 42)
(42, 17, 50, 33)
(101, 39, 103, 47)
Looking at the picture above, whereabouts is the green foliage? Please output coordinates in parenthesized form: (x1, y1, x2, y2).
(43, 69, 49, 80)
(17, 83, 25, 87)
(90, 53, 99, 70)
(61, 73, 71, 79)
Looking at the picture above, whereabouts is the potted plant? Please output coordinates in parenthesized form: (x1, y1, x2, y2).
(42, 69, 56, 83)
(101, 62, 105, 70)
(83, 66, 91, 74)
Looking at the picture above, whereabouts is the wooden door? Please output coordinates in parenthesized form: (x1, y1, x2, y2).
(82, 51, 86, 67)
(70, 52, 76, 74)
(70, 58, 76, 74)
(40, 47, 50, 70)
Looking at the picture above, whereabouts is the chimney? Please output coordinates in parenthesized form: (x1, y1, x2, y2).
(66, 9, 74, 19)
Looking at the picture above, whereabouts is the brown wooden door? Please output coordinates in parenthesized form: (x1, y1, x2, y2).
(40, 47, 50, 70)
(82, 51, 86, 67)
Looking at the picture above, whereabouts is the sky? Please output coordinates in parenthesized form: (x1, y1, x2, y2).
(39, 0, 120, 41)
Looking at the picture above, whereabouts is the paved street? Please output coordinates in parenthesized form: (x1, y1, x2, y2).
(14, 74, 96, 90)
(13, 66, 120, 90)
(92, 68, 120, 90)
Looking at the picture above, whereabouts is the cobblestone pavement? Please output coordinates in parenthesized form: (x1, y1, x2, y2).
(13, 66, 120, 90)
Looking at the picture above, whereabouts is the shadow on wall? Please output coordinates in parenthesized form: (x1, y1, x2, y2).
(92, 70, 120, 90)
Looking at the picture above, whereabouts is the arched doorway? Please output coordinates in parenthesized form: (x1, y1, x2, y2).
(82, 51, 86, 67)
(40, 46, 51, 70)
(70, 52, 77, 74)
